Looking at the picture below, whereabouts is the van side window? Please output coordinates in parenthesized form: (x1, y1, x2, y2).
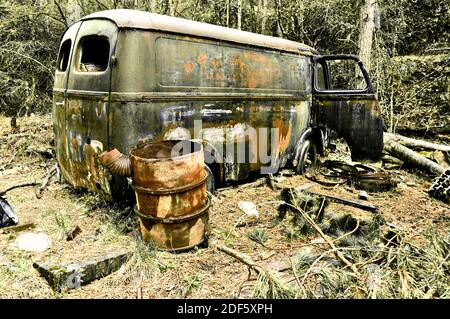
(57, 40, 71, 72)
(77, 36, 110, 72)
(326, 59, 367, 90)
(315, 62, 327, 90)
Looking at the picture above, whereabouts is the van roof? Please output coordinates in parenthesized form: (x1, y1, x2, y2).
(81, 9, 317, 55)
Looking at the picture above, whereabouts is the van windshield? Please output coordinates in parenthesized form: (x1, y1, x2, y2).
(77, 36, 110, 72)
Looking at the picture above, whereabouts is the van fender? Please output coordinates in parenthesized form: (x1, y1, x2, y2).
(292, 128, 324, 168)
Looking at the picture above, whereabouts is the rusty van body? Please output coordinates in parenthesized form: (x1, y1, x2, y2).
(53, 9, 383, 200)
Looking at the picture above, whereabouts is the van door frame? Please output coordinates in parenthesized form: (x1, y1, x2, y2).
(311, 54, 383, 161)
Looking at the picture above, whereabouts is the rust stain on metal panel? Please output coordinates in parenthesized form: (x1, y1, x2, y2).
(55, 96, 111, 194)
(197, 54, 208, 64)
(184, 62, 195, 74)
(312, 98, 383, 161)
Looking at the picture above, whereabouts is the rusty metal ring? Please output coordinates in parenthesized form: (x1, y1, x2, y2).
(353, 163, 376, 174)
(131, 171, 208, 195)
(134, 194, 211, 224)
(324, 160, 358, 176)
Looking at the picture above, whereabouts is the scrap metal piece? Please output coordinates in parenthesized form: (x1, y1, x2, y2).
(0, 196, 18, 228)
(429, 168, 450, 203)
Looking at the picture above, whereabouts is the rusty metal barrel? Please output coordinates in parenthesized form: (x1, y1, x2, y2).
(130, 140, 210, 251)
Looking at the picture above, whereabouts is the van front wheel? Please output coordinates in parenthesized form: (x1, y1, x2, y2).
(295, 139, 318, 175)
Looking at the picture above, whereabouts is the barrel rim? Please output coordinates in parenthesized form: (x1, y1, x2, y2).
(131, 169, 208, 194)
(130, 139, 204, 163)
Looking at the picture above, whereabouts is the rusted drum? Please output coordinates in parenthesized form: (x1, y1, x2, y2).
(130, 140, 209, 251)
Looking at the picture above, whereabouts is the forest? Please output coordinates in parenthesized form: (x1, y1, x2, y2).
(0, 0, 449, 300)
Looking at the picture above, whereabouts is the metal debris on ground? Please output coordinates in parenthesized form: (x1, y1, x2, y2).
(66, 226, 82, 241)
(0, 196, 18, 228)
(429, 168, 450, 203)
(359, 191, 369, 200)
(306, 160, 396, 192)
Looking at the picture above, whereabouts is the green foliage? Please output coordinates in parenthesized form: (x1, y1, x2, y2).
(0, 1, 64, 116)
(0, 0, 448, 123)
(247, 228, 268, 245)
(183, 273, 202, 296)
(388, 54, 450, 129)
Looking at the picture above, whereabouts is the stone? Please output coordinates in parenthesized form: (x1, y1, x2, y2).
(33, 251, 131, 291)
(16, 233, 51, 252)
(359, 191, 369, 200)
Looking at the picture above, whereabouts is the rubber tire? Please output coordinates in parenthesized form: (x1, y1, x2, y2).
(204, 164, 216, 194)
(296, 139, 318, 175)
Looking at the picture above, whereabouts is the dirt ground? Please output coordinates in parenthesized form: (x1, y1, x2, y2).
(0, 115, 449, 299)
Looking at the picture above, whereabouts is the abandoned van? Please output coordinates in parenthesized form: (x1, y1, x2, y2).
(53, 9, 383, 199)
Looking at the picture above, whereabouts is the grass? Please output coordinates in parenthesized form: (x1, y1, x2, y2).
(247, 229, 268, 246)
(292, 227, 450, 299)
(184, 273, 202, 297)
(54, 212, 69, 240)
(252, 271, 298, 299)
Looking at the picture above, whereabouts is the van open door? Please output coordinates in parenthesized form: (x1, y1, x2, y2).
(311, 55, 383, 161)
(56, 19, 118, 194)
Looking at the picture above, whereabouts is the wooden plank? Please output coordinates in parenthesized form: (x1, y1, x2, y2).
(0, 223, 35, 234)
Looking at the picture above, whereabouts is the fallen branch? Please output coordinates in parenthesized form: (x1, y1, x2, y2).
(0, 182, 39, 196)
(0, 151, 18, 171)
(381, 154, 404, 165)
(210, 241, 263, 274)
(0, 223, 35, 234)
(210, 240, 298, 298)
(384, 139, 446, 175)
(301, 190, 378, 212)
(36, 165, 58, 199)
(437, 134, 450, 143)
(396, 126, 450, 137)
(287, 190, 360, 276)
(384, 132, 450, 152)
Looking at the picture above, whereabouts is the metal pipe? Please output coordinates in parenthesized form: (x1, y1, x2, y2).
(99, 149, 132, 177)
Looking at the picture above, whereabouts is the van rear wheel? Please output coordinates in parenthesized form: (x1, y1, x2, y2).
(295, 139, 318, 174)
(205, 164, 216, 194)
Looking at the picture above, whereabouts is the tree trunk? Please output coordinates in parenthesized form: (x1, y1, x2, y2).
(226, 0, 230, 27)
(149, 0, 156, 12)
(276, 0, 284, 37)
(385, 133, 450, 152)
(357, 0, 376, 72)
(168, 0, 175, 16)
(66, 0, 81, 25)
(237, 0, 242, 30)
(384, 139, 446, 175)
(261, 0, 268, 34)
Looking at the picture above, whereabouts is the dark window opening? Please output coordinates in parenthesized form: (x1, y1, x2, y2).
(78, 36, 110, 72)
(57, 40, 71, 72)
(326, 59, 367, 91)
(315, 62, 327, 90)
